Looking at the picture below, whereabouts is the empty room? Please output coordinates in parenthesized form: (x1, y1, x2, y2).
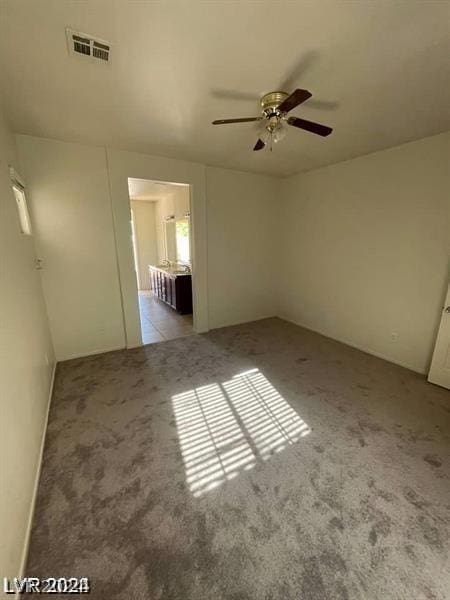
(0, 1, 449, 599)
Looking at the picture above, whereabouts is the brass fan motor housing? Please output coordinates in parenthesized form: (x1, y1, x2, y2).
(260, 91, 288, 115)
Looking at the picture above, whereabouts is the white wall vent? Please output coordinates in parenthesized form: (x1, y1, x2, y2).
(66, 28, 111, 64)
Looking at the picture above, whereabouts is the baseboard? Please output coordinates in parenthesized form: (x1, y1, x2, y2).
(59, 345, 125, 362)
(278, 314, 426, 375)
(209, 314, 277, 331)
(17, 362, 57, 591)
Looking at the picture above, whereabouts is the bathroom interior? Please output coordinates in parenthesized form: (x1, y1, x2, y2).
(128, 177, 193, 344)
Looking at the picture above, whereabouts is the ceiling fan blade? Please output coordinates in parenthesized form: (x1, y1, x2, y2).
(253, 139, 265, 151)
(277, 89, 312, 113)
(287, 116, 333, 137)
(212, 117, 262, 125)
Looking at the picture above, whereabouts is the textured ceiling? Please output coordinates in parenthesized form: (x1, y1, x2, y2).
(1, 0, 449, 176)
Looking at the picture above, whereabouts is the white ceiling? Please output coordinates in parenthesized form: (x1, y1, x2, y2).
(1, 0, 449, 177)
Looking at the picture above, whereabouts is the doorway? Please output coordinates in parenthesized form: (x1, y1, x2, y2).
(428, 283, 450, 389)
(128, 178, 194, 344)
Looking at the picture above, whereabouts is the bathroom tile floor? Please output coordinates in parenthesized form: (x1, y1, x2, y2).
(138, 290, 193, 344)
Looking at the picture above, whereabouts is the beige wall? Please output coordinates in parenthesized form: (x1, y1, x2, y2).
(100, 152, 280, 342)
(16, 137, 279, 356)
(0, 109, 54, 589)
(16, 136, 125, 361)
(130, 200, 158, 290)
(15, 132, 448, 373)
(279, 132, 450, 374)
(206, 167, 279, 329)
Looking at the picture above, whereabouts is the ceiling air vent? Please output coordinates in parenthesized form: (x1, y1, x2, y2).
(66, 28, 111, 64)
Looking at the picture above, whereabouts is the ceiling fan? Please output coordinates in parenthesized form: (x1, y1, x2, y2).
(212, 89, 333, 151)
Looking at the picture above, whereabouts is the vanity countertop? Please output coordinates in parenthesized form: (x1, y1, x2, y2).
(149, 264, 191, 277)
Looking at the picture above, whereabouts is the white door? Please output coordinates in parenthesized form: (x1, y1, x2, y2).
(428, 285, 450, 389)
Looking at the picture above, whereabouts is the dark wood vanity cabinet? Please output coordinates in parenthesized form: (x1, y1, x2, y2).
(149, 266, 193, 314)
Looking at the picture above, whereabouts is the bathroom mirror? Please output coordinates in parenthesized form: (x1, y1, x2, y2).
(175, 218, 190, 264)
(164, 220, 177, 263)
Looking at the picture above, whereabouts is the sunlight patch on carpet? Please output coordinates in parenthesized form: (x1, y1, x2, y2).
(172, 368, 310, 497)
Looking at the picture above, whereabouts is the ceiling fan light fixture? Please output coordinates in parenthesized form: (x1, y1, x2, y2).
(259, 125, 272, 144)
(272, 121, 287, 143)
(258, 116, 286, 149)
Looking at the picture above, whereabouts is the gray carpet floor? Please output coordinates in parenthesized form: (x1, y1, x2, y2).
(27, 318, 450, 599)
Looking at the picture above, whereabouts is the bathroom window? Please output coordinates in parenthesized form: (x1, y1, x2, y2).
(176, 219, 190, 264)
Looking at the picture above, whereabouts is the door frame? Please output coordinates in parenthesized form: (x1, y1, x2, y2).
(428, 282, 450, 389)
(106, 148, 208, 347)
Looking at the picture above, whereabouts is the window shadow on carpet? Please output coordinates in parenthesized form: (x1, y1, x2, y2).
(172, 368, 311, 497)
